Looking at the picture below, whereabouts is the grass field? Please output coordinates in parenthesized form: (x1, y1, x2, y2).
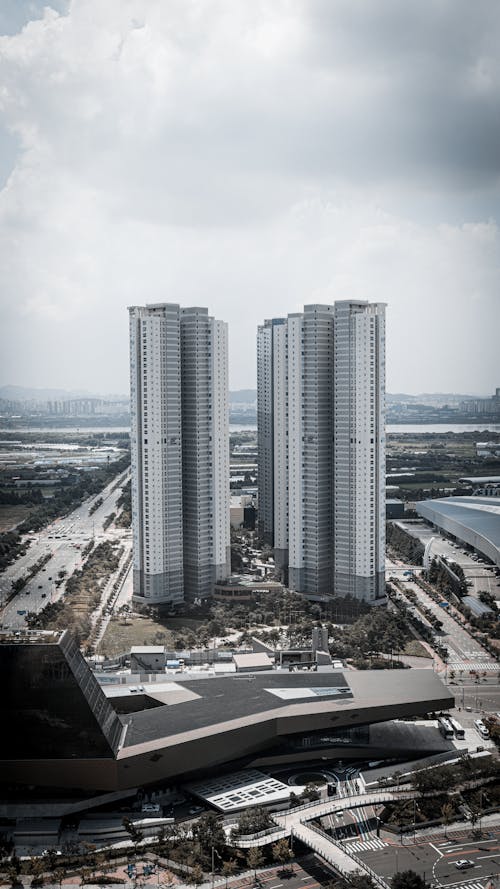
(99, 617, 177, 656)
(0, 505, 34, 532)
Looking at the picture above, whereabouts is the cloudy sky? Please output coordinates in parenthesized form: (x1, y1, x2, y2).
(0, 0, 499, 396)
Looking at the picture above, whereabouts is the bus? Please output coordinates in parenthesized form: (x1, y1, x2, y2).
(474, 719, 490, 740)
(437, 716, 454, 739)
(449, 717, 465, 740)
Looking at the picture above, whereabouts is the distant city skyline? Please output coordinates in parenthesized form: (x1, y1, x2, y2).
(1, 2, 499, 394)
(0, 383, 498, 403)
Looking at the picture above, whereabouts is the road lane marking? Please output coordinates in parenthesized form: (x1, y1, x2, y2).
(444, 848, 480, 858)
(430, 843, 444, 857)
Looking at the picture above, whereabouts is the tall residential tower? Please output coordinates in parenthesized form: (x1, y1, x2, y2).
(129, 303, 230, 606)
(257, 301, 386, 602)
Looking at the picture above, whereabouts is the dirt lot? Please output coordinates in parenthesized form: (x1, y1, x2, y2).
(99, 616, 177, 656)
(0, 505, 34, 532)
(99, 617, 210, 657)
(404, 639, 432, 658)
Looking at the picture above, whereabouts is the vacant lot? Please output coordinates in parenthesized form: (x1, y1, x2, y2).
(0, 505, 35, 532)
(404, 639, 432, 658)
(99, 616, 176, 656)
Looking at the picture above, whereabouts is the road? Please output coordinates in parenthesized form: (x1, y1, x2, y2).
(1, 469, 131, 629)
(393, 521, 500, 598)
(386, 556, 498, 675)
(353, 825, 500, 889)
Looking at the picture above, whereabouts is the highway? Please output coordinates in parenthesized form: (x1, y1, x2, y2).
(1, 469, 131, 630)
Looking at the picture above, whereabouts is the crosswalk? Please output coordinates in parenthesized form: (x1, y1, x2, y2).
(448, 661, 498, 672)
(343, 837, 387, 852)
(451, 882, 486, 889)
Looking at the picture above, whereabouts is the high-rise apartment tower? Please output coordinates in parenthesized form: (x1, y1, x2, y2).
(129, 303, 230, 605)
(257, 301, 386, 602)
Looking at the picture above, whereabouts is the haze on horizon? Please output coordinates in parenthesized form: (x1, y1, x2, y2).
(0, 0, 499, 396)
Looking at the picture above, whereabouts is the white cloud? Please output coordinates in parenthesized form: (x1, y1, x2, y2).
(0, 0, 499, 393)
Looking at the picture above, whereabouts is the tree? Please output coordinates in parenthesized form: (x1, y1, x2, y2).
(30, 857, 45, 888)
(469, 810, 479, 835)
(235, 806, 273, 836)
(122, 817, 144, 852)
(271, 838, 293, 872)
(299, 782, 321, 802)
(190, 864, 204, 885)
(328, 875, 376, 889)
(221, 858, 237, 888)
(392, 870, 428, 889)
(192, 812, 227, 856)
(246, 847, 264, 879)
(441, 802, 454, 838)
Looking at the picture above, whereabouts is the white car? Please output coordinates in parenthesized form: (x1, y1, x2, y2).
(455, 860, 474, 870)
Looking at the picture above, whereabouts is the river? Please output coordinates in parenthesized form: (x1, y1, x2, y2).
(1, 422, 499, 435)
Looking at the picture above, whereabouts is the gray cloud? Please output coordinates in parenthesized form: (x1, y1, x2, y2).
(0, 0, 499, 394)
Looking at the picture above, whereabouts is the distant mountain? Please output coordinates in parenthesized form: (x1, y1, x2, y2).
(0, 385, 128, 402)
(387, 392, 480, 405)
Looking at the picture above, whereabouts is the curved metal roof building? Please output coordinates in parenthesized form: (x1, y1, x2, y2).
(416, 496, 500, 567)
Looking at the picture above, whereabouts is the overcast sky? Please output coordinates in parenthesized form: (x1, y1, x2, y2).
(0, 0, 499, 396)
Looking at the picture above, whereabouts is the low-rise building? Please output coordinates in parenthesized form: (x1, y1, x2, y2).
(130, 646, 166, 673)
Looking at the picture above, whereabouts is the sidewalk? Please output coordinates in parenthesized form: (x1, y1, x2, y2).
(384, 810, 500, 845)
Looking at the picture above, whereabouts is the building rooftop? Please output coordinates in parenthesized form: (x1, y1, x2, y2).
(462, 596, 494, 617)
(120, 669, 452, 750)
(459, 476, 500, 484)
(0, 629, 62, 645)
(233, 653, 274, 670)
(416, 496, 500, 565)
(130, 646, 165, 654)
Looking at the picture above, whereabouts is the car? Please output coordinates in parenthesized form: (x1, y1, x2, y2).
(455, 860, 474, 870)
(189, 806, 202, 815)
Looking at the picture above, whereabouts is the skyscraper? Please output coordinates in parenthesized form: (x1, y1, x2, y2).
(129, 303, 230, 606)
(257, 301, 385, 602)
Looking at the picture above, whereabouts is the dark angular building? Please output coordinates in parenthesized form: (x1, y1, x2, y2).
(2, 630, 454, 797)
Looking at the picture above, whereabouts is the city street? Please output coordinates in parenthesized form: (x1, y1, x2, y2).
(394, 522, 500, 598)
(353, 825, 500, 889)
(386, 555, 499, 676)
(1, 469, 131, 629)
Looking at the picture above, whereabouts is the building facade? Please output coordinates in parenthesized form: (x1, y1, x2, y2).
(257, 301, 386, 602)
(129, 303, 230, 605)
(1, 630, 453, 795)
